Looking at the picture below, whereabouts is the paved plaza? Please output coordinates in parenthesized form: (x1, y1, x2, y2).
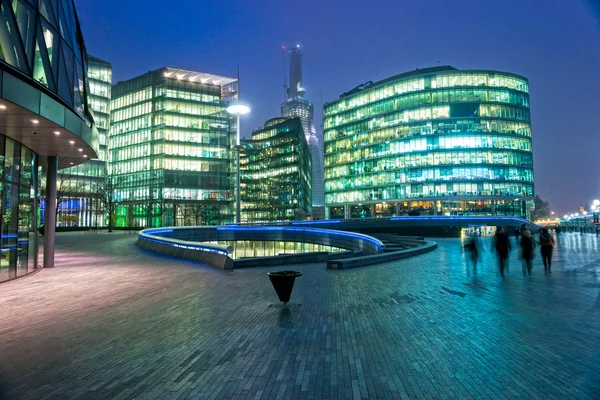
(0, 232, 599, 399)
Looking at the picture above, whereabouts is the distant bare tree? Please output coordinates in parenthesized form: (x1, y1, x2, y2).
(40, 173, 83, 226)
(94, 176, 123, 232)
(183, 204, 208, 226)
(530, 194, 551, 221)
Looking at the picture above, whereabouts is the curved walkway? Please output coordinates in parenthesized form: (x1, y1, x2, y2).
(0, 232, 599, 399)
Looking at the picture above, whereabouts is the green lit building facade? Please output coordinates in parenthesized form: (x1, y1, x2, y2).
(240, 117, 311, 222)
(323, 66, 534, 219)
(109, 68, 237, 227)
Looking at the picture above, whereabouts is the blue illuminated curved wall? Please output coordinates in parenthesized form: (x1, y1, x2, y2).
(137, 226, 385, 270)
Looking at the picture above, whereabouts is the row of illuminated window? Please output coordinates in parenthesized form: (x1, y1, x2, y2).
(243, 152, 303, 168)
(242, 165, 300, 181)
(242, 185, 299, 198)
(113, 184, 230, 203)
(110, 116, 152, 136)
(325, 73, 528, 115)
(242, 140, 301, 157)
(89, 98, 109, 114)
(251, 126, 297, 141)
(434, 73, 528, 92)
(325, 124, 531, 154)
(326, 150, 533, 178)
(326, 103, 529, 130)
(94, 113, 110, 130)
(110, 144, 151, 162)
(324, 118, 531, 142)
(164, 88, 220, 104)
(109, 129, 151, 149)
(325, 118, 531, 142)
(89, 80, 111, 99)
(88, 66, 112, 83)
(325, 182, 534, 204)
(164, 172, 230, 188)
(164, 129, 230, 145)
(325, 88, 529, 124)
(162, 158, 229, 172)
(240, 164, 303, 181)
(162, 144, 228, 159)
(110, 158, 150, 174)
(162, 100, 226, 117)
(111, 87, 153, 110)
(328, 131, 532, 155)
(206, 241, 337, 258)
(325, 166, 533, 192)
(244, 134, 300, 149)
(325, 135, 531, 164)
(163, 115, 227, 130)
(111, 102, 152, 123)
(108, 170, 161, 187)
(60, 161, 106, 178)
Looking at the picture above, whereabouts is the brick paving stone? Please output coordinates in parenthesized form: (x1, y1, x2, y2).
(0, 232, 599, 399)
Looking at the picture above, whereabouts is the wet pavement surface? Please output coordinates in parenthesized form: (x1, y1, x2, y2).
(0, 231, 599, 399)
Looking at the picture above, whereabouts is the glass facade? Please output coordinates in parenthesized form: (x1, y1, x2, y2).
(0, 0, 93, 119)
(204, 240, 344, 259)
(323, 66, 534, 218)
(109, 68, 238, 227)
(49, 56, 112, 227)
(0, 135, 39, 282)
(240, 117, 312, 222)
(0, 0, 97, 279)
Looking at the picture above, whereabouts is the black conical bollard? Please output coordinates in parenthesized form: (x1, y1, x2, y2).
(268, 270, 302, 306)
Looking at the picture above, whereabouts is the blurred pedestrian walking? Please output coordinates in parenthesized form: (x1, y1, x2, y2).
(520, 228, 535, 276)
(464, 236, 479, 270)
(538, 227, 555, 273)
(493, 226, 511, 276)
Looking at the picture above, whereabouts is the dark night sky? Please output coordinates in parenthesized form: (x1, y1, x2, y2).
(75, 0, 600, 215)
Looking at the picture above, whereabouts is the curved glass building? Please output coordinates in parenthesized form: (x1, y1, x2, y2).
(323, 66, 533, 219)
(0, 0, 98, 281)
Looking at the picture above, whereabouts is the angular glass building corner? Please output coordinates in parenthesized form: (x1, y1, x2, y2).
(109, 67, 237, 227)
(240, 117, 312, 222)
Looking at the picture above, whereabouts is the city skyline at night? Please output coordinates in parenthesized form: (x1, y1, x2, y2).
(74, 0, 600, 214)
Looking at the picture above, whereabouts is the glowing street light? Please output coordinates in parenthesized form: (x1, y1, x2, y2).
(226, 104, 251, 224)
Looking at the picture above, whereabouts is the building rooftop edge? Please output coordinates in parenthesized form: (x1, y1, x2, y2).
(252, 116, 300, 132)
(114, 67, 237, 87)
(326, 66, 529, 105)
(88, 55, 112, 66)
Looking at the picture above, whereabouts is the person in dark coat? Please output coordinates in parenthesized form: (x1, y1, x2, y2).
(520, 229, 535, 275)
(493, 226, 511, 276)
(538, 227, 555, 273)
(464, 236, 479, 270)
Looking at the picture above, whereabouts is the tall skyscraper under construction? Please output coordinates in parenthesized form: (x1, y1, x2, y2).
(281, 46, 324, 208)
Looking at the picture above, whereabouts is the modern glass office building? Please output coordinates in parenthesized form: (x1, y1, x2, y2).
(50, 55, 111, 227)
(0, 0, 98, 281)
(109, 68, 237, 227)
(240, 117, 311, 222)
(323, 66, 534, 219)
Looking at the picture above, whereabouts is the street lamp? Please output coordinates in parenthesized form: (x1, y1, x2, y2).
(226, 104, 251, 224)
